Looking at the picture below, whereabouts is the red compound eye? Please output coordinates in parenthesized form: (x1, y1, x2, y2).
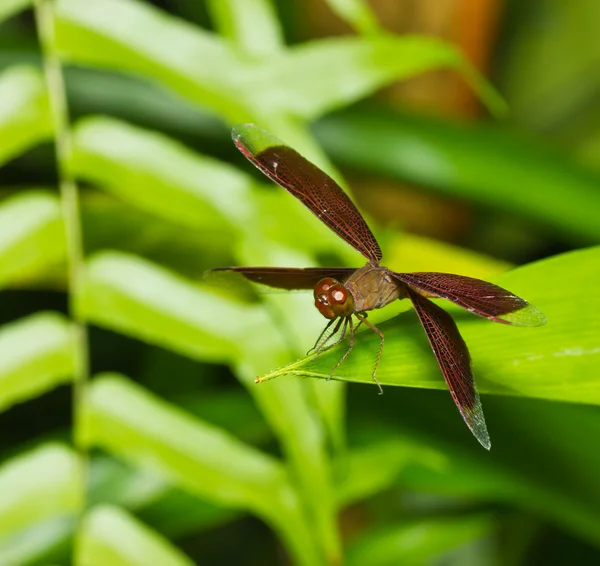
(327, 284, 354, 317)
(314, 278, 354, 318)
(314, 277, 335, 299)
(328, 284, 348, 304)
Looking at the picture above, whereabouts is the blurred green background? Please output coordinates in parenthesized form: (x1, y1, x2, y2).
(1, 1, 600, 565)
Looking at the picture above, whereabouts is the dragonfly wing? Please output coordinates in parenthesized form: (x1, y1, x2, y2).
(210, 266, 357, 290)
(408, 287, 490, 450)
(232, 124, 382, 264)
(393, 272, 546, 327)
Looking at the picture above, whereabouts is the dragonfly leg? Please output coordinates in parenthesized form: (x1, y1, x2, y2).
(328, 316, 355, 381)
(306, 318, 343, 356)
(355, 313, 384, 395)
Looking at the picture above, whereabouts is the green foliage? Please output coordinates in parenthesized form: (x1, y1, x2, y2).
(76, 505, 195, 566)
(316, 111, 600, 242)
(261, 246, 600, 406)
(0, 1, 598, 565)
(0, 312, 75, 412)
(0, 444, 81, 565)
(345, 515, 495, 566)
(0, 66, 52, 166)
(0, 191, 66, 287)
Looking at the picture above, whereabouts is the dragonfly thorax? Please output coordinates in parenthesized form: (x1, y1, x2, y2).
(314, 277, 355, 319)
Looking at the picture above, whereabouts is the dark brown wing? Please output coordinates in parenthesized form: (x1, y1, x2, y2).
(232, 124, 382, 264)
(393, 272, 546, 327)
(211, 266, 357, 290)
(407, 287, 490, 449)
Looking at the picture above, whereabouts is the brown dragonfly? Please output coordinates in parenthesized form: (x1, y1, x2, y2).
(215, 124, 546, 449)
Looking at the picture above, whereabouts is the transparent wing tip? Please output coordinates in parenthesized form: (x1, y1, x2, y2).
(460, 394, 491, 450)
(499, 303, 547, 327)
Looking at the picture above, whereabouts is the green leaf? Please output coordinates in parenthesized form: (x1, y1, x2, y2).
(55, 0, 504, 121)
(75, 505, 194, 566)
(0, 443, 81, 541)
(0, 66, 52, 167)
(71, 116, 250, 232)
(336, 435, 446, 506)
(81, 191, 230, 280)
(206, 0, 283, 58)
(345, 514, 495, 566)
(0, 0, 32, 23)
(0, 191, 66, 288)
(54, 0, 252, 121)
(385, 232, 512, 279)
(257, 35, 506, 119)
(77, 251, 341, 564)
(259, 247, 600, 406)
(78, 251, 281, 364)
(80, 373, 322, 566)
(71, 117, 352, 261)
(324, 0, 383, 35)
(316, 110, 600, 242)
(397, 398, 600, 549)
(0, 312, 75, 412)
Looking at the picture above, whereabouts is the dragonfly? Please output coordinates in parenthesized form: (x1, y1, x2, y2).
(214, 124, 546, 449)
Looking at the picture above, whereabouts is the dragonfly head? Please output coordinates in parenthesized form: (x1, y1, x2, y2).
(314, 277, 355, 319)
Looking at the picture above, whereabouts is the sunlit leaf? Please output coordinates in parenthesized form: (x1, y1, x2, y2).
(80, 373, 322, 566)
(71, 116, 251, 231)
(0, 517, 73, 566)
(78, 252, 340, 562)
(71, 116, 352, 260)
(260, 247, 600, 406)
(55, 0, 504, 122)
(54, 0, 252, 121)
(0, 444, 81, 541)
(316, 110, 600, 242)
(386, 232, 511, 279)
(324, 0, 383, 35)
(256, 36, 506, 119)
(0, 66, 52, 167)
(77, 251, 280, 363)
(0, 312, 75, 412)
(346, 514, 495, 566)
(75, 505, 194, 566)
(0, 191, 66, 289)
(81, 191, 229, 279)
(206, 0, 283, 58)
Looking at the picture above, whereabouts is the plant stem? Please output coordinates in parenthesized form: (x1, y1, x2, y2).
(34, 0, 89, 520)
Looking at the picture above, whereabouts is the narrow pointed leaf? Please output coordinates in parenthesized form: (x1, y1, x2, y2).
(255, 36, 506, 119)
(77, 250, 340, 564)
(206, 0, 283, 58)
(260, 247, 600, 406)
(324, 0, 383, 35)
(0, 66, 52, 166)
(0, 191, 66, 288)
(77, 251, 281, 363)
(346, 515, 495, 566)
(71, 116, 251, 230)
(80, 373, 321, 566)
(0, 312, 75, 412)
(54, 0, 252, 120)
(76, 506, 194, 566)
(71, 116, 351, 259)
(0, 444, 81, 540)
